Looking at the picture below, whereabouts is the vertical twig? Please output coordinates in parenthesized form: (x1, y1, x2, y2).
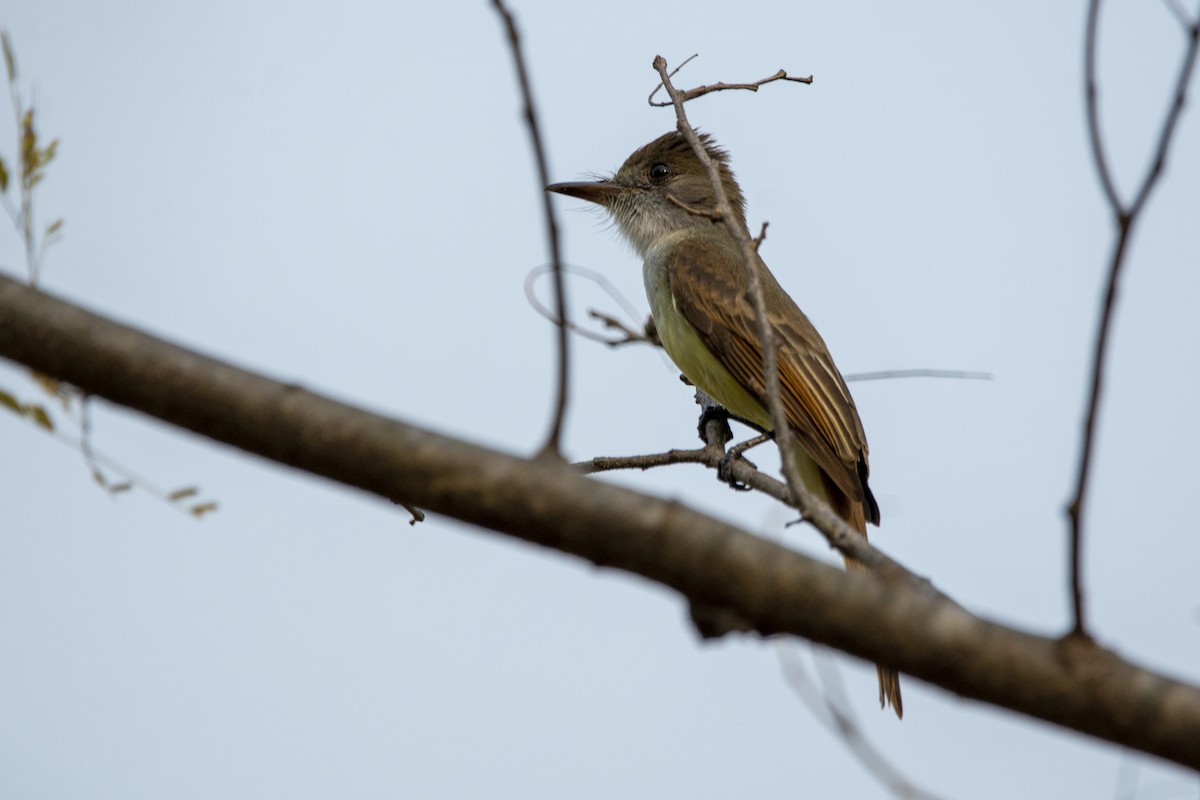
(1083, 1, 1122, 216)
(649, 56, 807, 506)
(3, 31, 37, 286)
(490, 0, 571, 458)
(647, 57, 888, 571)
(1068, 0, 1200, 636)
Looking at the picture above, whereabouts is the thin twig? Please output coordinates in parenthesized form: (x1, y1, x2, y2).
(526, 260, 988, 372)
(524, 263, 657, 346)
(648, 56, 907, 575)
(491, 0, 571, 458)
(1083, 0, 1122, 215)
(1068, 0, 1200, 637)
(1162, 0, 1195, 36)
(576, 447, 709, 475)
(579, 402, 734, 477)
(576, 429, 769, 479)
(646, 53, 699, 106)
(753, 221, 769, 249)
(843, 368, 992, 382)
(650, 66, 813, 107)
(1128, 7, 1200, 219)
(3, 32, 56, 288)
(650, 55, 812, 534)
(588, 310, 660, 347)
(7, 392, 219, 517)
(399, 502, 425, 525)
(727, 431, 771, 460)
(778, 647, 949, 800)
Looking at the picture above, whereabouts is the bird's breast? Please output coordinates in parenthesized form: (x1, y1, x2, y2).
(641, 244, 771, 431)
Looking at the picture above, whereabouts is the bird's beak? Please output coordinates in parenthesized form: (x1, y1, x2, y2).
(546, 179, 623, 206)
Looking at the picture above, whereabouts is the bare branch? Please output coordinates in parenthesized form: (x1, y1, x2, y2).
(650, 65, 813, 107)
(727, 431, 772, 460)
(650, 55, 850, 559)
(779, 647, 949, 800)
(1162, 0, 1196, 36)
(1068, 1, 1200, 637)
(1083, 0, 1123, 216)
(4, 388, 218, 518)
(399, 502, 425, 525)
(575, 446, 709, 475)
(843, 368, 993, 383)
(646, 53, 699, 106)
(490, 0, 571, 458)
(527, 262, 986, 375)
(525, 264, 658, 347)
(588, 310, 660, 347)
(1128, 8, 1200, 219)
(3, 274, 1200, 768)
(575, 423, 766, 493)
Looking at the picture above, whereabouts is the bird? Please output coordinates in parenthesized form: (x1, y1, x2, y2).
(547, 130, 901, 717)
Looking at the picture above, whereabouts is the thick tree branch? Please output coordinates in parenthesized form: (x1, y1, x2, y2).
(1, 274, 1199, 769)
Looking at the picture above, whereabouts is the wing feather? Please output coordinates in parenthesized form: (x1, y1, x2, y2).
(668, 237, 879, 523)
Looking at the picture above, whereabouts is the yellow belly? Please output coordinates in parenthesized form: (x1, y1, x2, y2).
(643, 251, 828, 500)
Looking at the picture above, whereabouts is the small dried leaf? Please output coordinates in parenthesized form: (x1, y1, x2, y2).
(30, 372, 72, 409)
(0, 389, 21, 414)
(190, 502, 218, 519)
(90, 467, 107, 487)
(45, 217, 63, 237)
(168, 486, 199, 502)
(109, 482, 133, 495)
(26, 404, 53, 431)
(1, 30, 15, 83)
(20, 109, 34, 168)
(0, 157, 8, 193)
(31, 371, 61, 394)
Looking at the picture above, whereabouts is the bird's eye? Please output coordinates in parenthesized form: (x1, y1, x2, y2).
(649, 163, 671, 181)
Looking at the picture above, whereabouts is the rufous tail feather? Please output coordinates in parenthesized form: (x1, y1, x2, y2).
(827, 476, 903, 719)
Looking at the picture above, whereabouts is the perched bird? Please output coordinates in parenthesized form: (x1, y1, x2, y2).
(548, 131, 901, 717)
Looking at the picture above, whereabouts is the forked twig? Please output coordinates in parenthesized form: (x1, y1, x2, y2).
(650, 66, 813, 107)
(1068, 0, 1200, 636)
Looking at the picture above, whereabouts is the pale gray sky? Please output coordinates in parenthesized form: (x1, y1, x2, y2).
(2, 1, 1198, 797)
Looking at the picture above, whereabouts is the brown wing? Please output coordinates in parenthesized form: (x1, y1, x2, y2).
(668, 237, 879, 524)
